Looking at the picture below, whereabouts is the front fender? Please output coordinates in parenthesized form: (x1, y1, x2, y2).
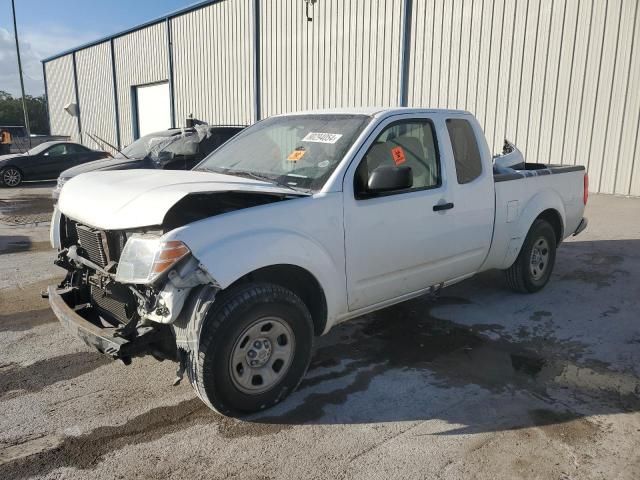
(172, 228, 347, 325)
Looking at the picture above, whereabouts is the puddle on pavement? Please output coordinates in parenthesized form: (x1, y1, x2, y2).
(0, 196, 54, 225)
(561, 268, 630, 288)
(0, 238, 51, 255)
(260, 295, 640, 423)
(0, 197, 54, 217)
(559, 250, 630, 288)
(576, 252, 624, 266)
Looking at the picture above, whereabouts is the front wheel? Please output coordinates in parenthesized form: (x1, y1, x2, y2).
(1, 167, 22, 187)
(187, 283, 314, 415)
(505, 219, 557, 293)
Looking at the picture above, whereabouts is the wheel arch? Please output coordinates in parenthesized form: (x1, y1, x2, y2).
(498, 190, 566, 269)
(536, 208, 563, 245)
(226, 264, 328, 336)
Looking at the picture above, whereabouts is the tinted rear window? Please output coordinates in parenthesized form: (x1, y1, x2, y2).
(446, 119, 482, 184)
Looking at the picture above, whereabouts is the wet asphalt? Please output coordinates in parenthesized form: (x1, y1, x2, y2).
(0, 185, 639, 479)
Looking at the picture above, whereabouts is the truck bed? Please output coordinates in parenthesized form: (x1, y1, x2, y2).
(493, 162, 585, 183)
(480, 162, 587, 272)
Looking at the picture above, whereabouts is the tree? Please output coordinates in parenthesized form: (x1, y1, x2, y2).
(0, 90, 50, 135)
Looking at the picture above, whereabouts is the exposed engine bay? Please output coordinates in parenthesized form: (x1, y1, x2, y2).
(51, 190, 296, 364)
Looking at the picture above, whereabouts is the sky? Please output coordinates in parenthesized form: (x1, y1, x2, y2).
(0, 0, 196, 97)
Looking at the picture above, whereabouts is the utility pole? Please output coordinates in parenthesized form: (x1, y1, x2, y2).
(11, 0, 31, 147)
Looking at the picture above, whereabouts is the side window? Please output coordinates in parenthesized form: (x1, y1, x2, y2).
(67, 144, 87, 154)
(45, 144, 67, 157)
(446, 119, 482, 184)
(356, 120, 440, 195)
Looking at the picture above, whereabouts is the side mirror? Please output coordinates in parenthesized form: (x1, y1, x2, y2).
(42, 151, 49, 157)
(367, 165, 413, 193)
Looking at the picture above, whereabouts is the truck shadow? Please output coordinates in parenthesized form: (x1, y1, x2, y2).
(0, 352, 109, 401)
(251, 238, 640, 427)
(0, 239, 638, 477)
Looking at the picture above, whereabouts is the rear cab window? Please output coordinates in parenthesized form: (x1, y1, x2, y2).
(446, 118, 482, 184)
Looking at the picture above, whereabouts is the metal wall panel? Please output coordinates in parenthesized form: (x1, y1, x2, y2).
(43, 0, 640, 195)
(75, 42, 117, 152)
(171, 0, 254, 126)
(258, 0, 404, 117)
(44, 54, 79, 141)
(408, 0, 640, 195)
(113, 23, 169, 146)
(618, 0, 640, 196)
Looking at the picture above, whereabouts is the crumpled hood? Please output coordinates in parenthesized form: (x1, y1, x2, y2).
(58, 169, 303, 230)
(60, 156, 144, 178)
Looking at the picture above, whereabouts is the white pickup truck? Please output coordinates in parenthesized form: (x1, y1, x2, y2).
(48, 108, 588, 414)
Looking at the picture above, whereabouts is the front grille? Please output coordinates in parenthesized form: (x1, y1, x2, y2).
(76, 225, 108, 267)
(90, 284, 135, 324)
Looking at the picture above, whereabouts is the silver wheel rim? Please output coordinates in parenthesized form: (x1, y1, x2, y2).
(530, 237, 550, 280)
(3, 168, 20, 186)
(229, 316, 295, 395)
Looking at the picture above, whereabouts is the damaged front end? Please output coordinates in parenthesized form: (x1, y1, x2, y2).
(47, 212, 218, 365)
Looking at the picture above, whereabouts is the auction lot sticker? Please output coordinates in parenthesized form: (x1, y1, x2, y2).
(302, 132, 343, 144)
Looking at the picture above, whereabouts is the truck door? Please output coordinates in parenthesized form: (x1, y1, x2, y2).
(441, 117, 494, 276)
(343, 116, 464, 311)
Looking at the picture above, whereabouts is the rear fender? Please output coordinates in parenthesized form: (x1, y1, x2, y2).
(500, 190, 566, 269)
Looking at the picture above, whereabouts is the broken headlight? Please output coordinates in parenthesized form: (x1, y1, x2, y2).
(115, 234, 190, 284)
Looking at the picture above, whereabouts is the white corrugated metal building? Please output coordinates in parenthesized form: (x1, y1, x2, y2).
(43, 0, 640, 196)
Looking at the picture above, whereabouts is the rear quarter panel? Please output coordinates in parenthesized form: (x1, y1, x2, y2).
(483, 169, 585, 270)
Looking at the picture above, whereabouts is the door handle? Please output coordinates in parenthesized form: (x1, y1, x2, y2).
(433, 202, 454, 211)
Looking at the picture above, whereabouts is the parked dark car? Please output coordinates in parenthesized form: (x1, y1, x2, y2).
(53, 125, 245, 198)
(0, 141, 109, 187)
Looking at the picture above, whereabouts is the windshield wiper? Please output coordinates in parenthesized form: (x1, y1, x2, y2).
(230, 170, 303, 192)
(221, 169, 308, 193)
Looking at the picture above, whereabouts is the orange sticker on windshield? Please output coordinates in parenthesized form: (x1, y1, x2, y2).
(391, 146, 406, 166)
(288, 148, 306, 161)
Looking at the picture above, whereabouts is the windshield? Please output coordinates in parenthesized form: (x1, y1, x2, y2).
(195, 114, 371, 192)
(116, 131, 199, 161)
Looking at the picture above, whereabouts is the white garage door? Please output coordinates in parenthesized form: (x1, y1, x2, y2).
(135, 82, 171, 138)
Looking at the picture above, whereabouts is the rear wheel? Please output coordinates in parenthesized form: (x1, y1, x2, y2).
(505, 219, 557, 293)
(1, 167, 22, 187)
(187, 282, 313, 415)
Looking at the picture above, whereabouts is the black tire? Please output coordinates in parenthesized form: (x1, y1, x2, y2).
(505, 219, 557, 293)
(1, 167, 22, 187)
(187, 282, 313, 415)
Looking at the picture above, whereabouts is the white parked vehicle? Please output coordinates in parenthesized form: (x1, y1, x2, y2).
(48, 108, 588, 414)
